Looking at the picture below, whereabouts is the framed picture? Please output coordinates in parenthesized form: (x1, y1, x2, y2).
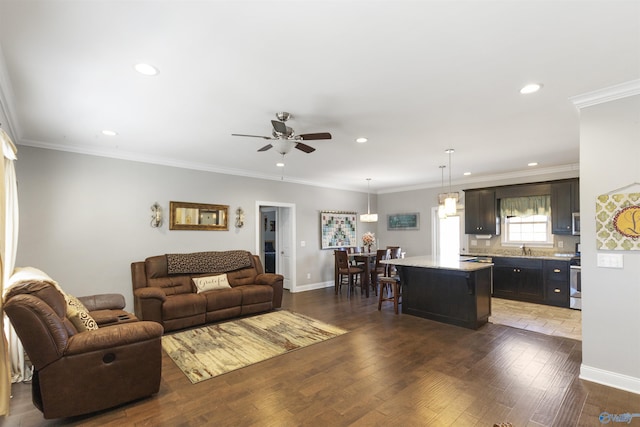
(387, 213, 419, 230)
(320, 211, 357, 249)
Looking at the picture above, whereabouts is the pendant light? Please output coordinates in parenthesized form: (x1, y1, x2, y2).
(360, 178, 378, 223)
(437, 165, 447, 219)
(444, 148, 459, 216)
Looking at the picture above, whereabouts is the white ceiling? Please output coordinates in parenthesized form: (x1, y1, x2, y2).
(0, 1, 638, 193)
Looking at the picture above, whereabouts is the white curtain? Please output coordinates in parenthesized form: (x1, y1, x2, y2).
(0, 128, 22, 416)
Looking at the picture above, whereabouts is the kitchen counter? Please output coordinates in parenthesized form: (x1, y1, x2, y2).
(464, 252, 576, 261)
(382, 255, 493, 271)
(384, 255, 492, 329)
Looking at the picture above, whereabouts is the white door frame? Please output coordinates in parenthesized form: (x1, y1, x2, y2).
(255, 201, 297, 292)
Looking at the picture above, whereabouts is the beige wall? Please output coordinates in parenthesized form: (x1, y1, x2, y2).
(15, 146, 376, 308)
(578, 92, 640, 392)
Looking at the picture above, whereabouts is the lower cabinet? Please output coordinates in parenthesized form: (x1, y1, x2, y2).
(493, 258, 544, 303)
(493, 257, 570, 308)
(543, 260, 570, 307)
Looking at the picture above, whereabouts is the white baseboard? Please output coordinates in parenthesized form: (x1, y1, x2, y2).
(290, 281, 333, 293)
(580, 364, 640, 394)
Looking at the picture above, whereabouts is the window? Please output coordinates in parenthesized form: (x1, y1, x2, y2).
(500, 195, 553, 246)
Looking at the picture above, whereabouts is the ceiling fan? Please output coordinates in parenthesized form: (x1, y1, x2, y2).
(232, 112, 332, 154)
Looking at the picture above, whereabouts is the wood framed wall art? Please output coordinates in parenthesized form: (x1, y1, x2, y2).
(169, 201, 229, 231)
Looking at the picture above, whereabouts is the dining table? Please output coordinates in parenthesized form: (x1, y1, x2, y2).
(348, 251, 378, 297)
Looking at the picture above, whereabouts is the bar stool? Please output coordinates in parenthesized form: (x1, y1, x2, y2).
(378, 275, 401, 314)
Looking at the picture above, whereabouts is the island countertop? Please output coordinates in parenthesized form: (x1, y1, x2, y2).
(381, 255, 493, 272)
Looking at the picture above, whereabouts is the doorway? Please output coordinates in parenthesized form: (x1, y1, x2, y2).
(256, 201, 296, 292)
(431, 206, 465, 258)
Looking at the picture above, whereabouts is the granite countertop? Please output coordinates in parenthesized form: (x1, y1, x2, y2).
(381, 255, 493, 272)
(464, 252, 576, 261)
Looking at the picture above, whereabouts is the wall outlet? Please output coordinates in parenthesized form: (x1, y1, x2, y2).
(471, 240, 477, 246)
(558, 240, 564, 248)
(485, 240, 491, 246)
(306, 273, 311, 279)
(300, 240, 306, 247)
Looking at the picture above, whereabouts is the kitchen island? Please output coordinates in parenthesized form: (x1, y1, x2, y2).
(382, 256, 493, 329)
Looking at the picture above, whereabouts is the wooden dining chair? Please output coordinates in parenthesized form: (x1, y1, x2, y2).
(350, 246, 363, 266)
(372, 249, 390, 297)
(334, 249, 363, 294)
(378, 247, 402, 314)
(386, 246, 401, 276)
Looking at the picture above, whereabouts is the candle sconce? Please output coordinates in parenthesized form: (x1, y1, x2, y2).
(235, 207, 245, 228)
(150, 203, 163, 228)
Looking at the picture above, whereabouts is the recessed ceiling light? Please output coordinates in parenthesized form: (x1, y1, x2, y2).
(463, 172, 471, 176)
(356, 137, 368, 143)
(520, 83, 542, 94)
(134, 63, 159, 76)
(276, 162, 285, 167)
(101, 130, 117, 136)
(528, 162, 538, 167)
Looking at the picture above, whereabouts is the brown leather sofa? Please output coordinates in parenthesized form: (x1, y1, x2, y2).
(131, 250, 284, 332)
(4, 282, 164, 419)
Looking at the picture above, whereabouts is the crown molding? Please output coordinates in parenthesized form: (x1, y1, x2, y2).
(570, 79, 640, 109)
(16, 138, 364, 192)
(377, 163, 580, 194)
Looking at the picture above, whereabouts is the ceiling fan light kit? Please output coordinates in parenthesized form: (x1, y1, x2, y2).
(232, 112, 332, 156)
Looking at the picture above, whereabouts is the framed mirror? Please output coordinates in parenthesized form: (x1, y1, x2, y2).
(169, 201, 229, 231)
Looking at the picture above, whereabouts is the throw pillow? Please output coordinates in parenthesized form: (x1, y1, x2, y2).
(65, 294, 98, 332)
(192, 274, 231, 293)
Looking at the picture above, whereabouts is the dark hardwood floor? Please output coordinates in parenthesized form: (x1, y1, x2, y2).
(2, 287, 639, 426)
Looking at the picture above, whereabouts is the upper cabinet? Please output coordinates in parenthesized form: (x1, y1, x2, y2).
(551, 179, 580, 235)
(464, 189, 500, 235)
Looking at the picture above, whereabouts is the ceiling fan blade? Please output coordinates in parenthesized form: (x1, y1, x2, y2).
(295, 142, 316, 153)
(258, 144, 273, 152)
(298, 132, 332, 141)
(271, 120, 288, 134)
(231, 133, 273, 140)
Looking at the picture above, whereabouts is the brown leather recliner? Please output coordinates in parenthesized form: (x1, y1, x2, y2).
(3, 282, 164, 419)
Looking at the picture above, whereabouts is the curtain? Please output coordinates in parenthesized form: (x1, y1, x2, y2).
(500, 195, 551, 218)
(0, 128, 20, 416)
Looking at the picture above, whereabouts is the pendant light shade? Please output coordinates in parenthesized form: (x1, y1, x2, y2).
(360, 178, 378, 223)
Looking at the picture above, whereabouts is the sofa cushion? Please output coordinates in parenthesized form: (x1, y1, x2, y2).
(227, 266, 258, 287)
(147, 276, 192, 296)
(162, 293, 206, 320)
(65, 294, 99, 332)
(202, 287, 243, 311)
(237, 285, 274, 305)
(192, 274, 231, 293)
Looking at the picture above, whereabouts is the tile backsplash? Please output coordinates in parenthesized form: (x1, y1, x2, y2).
(464, 235, 580, 257)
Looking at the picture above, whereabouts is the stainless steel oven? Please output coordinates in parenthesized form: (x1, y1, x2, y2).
(570, 263, 581, 310)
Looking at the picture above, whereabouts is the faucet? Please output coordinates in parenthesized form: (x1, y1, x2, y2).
(520, 244, 531, 256)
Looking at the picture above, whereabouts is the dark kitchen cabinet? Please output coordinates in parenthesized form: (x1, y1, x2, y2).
(543, 260, 570, 307)
(492, 257, 543, 303)
(551, 179, 579, 235)
(464, 189, 500, 235)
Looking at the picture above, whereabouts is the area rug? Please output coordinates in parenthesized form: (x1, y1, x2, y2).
(161, 310, 348, 383)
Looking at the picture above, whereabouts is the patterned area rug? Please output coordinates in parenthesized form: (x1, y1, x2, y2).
(162, 310, 348, 383)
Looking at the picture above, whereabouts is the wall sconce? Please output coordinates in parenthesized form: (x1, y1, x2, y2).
(150, 203, 162, 228)
(235, 207, 245, 228)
